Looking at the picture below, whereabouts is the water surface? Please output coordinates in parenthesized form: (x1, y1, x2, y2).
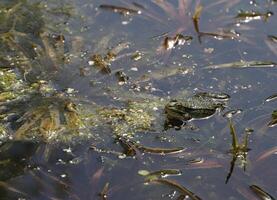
(0, 0, 276, 199)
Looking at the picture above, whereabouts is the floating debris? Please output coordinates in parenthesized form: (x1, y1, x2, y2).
(131, 51, 143, 61)
(163, 34, 192, 50)
(235, 11, 274, 23)
(99, 182, 110, 200)
(117, 136, 185, 155)
(148, 178, 202, 200)
(223, 109, 243, 118)
(204, 61, 277, 69)
(138, 169, 182, 181)
(187, 157, 205, 164)
(266, 35, 277, 56)
(199, 30, 239, 40)
(90, 54, 111, 74)
(139, 145, 185, 154)
(268, 110, 277, 127)
(115, 71, 129, 85)
(89, 42, 130, 74)
(99, 4, 141, 16)
(250, 185, 276, 200)
(185, 159, 222, 169)
(264, 93, 277, 103)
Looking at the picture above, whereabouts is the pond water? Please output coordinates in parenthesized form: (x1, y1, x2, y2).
(0, 0, 276, 199)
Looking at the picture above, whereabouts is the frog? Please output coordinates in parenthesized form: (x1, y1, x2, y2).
(164, 92, 229, 129)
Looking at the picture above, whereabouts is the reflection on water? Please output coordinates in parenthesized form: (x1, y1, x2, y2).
(0, 0, 276, 199)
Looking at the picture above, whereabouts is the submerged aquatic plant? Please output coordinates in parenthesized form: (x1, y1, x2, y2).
(0, 0, 84, 81)
(225, 120, 251, 183)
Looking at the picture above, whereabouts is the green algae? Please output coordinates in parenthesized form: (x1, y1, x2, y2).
(0, 68, 164, 143)
(98, 100, 161, 137)
(0, 68, 92, 143)
(0, 69, 31, 102)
